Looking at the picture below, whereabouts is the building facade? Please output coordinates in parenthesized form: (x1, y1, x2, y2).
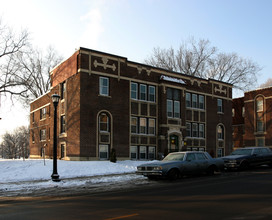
(232, 87, 272, 149)
(30, 48, 233, 160)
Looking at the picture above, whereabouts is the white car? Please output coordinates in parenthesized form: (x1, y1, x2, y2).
(136, 151, 224, 180)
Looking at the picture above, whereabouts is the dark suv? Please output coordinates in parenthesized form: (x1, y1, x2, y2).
(222, 147, 272, 170)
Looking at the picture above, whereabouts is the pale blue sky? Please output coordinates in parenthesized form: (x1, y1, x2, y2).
(0, 0, 272, 135)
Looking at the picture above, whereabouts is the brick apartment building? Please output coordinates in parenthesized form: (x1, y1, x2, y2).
(232, 87, 272, 149)
(29, 48, 233, 161)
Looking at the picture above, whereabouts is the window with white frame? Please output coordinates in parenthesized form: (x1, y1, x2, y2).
(186, 93, 191, 107)
(217, 99, 223, 113)
(148, 147, 156, 160)
(140, 84, 147, 101)
(99, 77, 109, 96)
(167, 100, 173, 117)
(99, 113, 109, 132)
(131, 117, 138, 134)
(217, 125, 224, 140)
(192, 94, 198, 108)
(99, 145, 109, 159)
(40, 129, 46, 141)
(130, 146, 138, 159)
(167, 88, 180, 118)
(174, 101, 180, 118)
(140, 118, 147, 134)
(186, 123, 191, 137)
(199, 124, 205, 138)
(40, 107, 46, 120)
(60, 115, 66, 133)
(148, 118, 155, 135)
(131, 82, 138, 100)
(199, 95, 205, 109)
(148, 86, 155, 102)
(256, 96, 264, 133)
(192, 123, 198, 137)
(140, 146, 147, 159)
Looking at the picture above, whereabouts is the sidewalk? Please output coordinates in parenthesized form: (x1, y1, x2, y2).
(0, 172, 144, 197)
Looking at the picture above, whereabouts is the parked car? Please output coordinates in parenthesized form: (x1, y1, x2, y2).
(222, 147, 272, 170)
(136, 151, 224, 180)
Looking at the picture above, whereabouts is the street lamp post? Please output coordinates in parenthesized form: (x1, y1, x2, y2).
(51, 94, 61, 182)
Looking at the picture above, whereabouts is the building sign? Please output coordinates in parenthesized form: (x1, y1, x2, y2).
(160, 75, 186, 85)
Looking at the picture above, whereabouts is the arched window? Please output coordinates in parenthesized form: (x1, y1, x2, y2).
(99, 113, 109, 132)
(256, 96, 264, 132)
(217, 125, 224, 140)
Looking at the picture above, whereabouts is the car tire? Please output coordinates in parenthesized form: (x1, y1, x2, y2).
(206, 165, 216, 176)
(167, 169, 179, 180)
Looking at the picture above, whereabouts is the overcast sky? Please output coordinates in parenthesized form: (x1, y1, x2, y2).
(1, 0, 272, 138)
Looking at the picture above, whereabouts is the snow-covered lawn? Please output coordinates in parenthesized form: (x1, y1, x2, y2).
(0, 159, 152, 196)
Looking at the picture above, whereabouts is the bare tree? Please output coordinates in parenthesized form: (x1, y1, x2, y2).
(145, 38, 261, 91)
(259, 78, 272, 88)
(0, 126, 29, 159)
(0, 18, 29, 98)
(13, 46, 63, 106)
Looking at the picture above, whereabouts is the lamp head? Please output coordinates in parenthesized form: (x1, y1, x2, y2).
(51, 94, 60, 104)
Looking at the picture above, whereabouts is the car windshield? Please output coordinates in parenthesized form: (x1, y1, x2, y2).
(231, 149, 253, 156)
(163, 153, 185, 161)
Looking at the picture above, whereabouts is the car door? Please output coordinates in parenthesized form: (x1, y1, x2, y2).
(183, 153, 198, 174)
(195, 152, 210, 172)
(252, 148, 264, 166)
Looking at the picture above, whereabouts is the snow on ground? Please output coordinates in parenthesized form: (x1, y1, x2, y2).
(0, 159, 153, 196)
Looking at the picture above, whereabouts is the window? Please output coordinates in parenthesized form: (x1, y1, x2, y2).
(60, 115, 66, 133)
(218, 125, 224, 140)
(192, 123, 198, 138)
(167, 88, 180, 118)
(232, 108, 235, 117)
(140, 84, 147, 101)
(131, 117, 138, 134)
(186, 93, 205, 110)
(99, 145, 109, 159)
(61, 81, 66, 99)
(192, 94, 198, 108)
(32, 112, 35, 123)
(40, 129, 46, 141)
(148, 86, 155, 102)
(148, 118, 155, 135)
(186, 93, 191, 107)
(256, 97, 263, 112)
(40, 108, 46, 120)
(140, 118, 147, 134)
(257, 120, 264, 132)
(199, 95, 205, 109)
(199, 124, 205, 138)
(61, 144, 65, 159)
(99, 113, 109, 132)
(148, 147, 156, 160)
(131, 82, 138, 100)
(32, 131, 35, 143)
(99, 77, 109, 96)
(217, 99, 223, 113)
(140, 146, 147, 159)
(167, 100, 173, 117)
(217, 148, 224, 157)
(174, 101, 180, 118)
(130, 146, 137, 159)
(186, 123, 191, 137)
(256, 97, 264, 133)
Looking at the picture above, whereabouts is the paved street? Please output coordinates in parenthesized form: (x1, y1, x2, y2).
(1, 168, 272, 219)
